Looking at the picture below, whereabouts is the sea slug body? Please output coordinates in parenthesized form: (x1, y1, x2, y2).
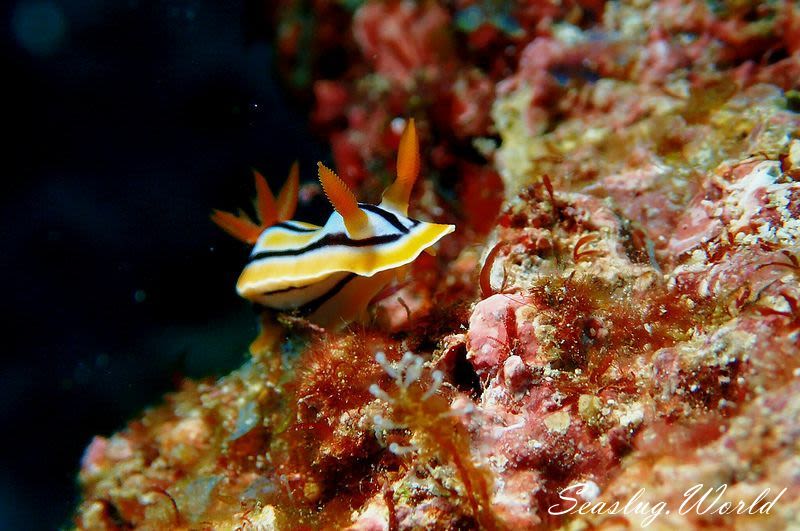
(213, 119, 455, 332)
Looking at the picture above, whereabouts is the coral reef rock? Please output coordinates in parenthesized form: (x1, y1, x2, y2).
(76, 1, 800, 529)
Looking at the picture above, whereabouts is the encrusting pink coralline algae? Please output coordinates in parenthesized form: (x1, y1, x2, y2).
(76, 1, 800, 529)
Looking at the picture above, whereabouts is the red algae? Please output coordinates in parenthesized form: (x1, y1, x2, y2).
(76, 1, 800, 529)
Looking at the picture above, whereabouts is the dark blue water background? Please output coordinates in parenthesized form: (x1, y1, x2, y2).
(3, 1, 325, 527)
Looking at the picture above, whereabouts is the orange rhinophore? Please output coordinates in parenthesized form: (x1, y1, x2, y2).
(317, 161, 369, 237)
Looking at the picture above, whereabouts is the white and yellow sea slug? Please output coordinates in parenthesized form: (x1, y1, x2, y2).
(212, 119, 455, 338)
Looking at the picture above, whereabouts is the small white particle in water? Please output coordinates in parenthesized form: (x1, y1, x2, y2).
(390, 117, 406, 135)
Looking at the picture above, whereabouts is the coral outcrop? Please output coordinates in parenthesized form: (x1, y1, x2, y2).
(76, 1, 799, 529)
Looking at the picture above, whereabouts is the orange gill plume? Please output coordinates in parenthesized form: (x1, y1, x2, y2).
(211, 163, 299, 244)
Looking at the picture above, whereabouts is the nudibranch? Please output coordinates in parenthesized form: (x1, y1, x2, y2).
(213, 119, 455, 332)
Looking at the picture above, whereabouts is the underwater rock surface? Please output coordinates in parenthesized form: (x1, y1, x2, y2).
(76, 1, 799, 529)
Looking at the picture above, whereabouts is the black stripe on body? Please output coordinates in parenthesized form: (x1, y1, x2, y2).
(359, 203, 411, 233)
(260, 271, 344, 297)
(258, 272, 347, 309)
(274, 222, 317, 233)
(249, 232, 402, 262)
(261, 283, 305, 296)
(297, 273, 357, 315)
